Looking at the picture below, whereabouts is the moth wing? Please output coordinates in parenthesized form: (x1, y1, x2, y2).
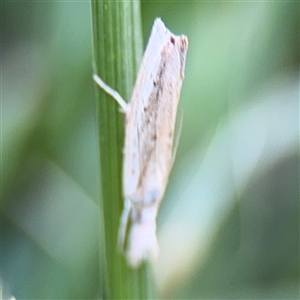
(123, 19, 174, 201)
(143, 35, 187, 201)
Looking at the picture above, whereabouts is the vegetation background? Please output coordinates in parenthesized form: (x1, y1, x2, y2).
(2, 1, 299, 299)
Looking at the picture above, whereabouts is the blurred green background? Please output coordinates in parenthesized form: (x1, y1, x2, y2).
(2, 1, 299, 299)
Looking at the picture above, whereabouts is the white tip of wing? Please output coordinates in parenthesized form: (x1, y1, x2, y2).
(127, 221, 159, 268)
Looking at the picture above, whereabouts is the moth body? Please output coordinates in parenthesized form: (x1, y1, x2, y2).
(94, 18, 188, 268)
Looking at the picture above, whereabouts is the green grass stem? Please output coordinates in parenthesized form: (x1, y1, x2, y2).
(91, 1, 155, 299)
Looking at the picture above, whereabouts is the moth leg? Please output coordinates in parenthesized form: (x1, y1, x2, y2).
(93, 74, 130, 113)
(118, 198, 132, 252)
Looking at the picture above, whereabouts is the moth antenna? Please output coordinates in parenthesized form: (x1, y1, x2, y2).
(171, 109, 183, 167)
(118, 198, 132, 252)
(93, 74, 129, 113)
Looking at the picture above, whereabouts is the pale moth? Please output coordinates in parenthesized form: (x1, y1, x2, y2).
(94, 18, 188, 268)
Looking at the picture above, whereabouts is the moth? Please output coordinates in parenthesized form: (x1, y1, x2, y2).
(94, 18, 188, 267)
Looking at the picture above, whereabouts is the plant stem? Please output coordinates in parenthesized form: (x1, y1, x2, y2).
(91, 1, 155, 299)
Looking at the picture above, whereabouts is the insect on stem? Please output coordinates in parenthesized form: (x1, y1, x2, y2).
(93, 18, 188, 268)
